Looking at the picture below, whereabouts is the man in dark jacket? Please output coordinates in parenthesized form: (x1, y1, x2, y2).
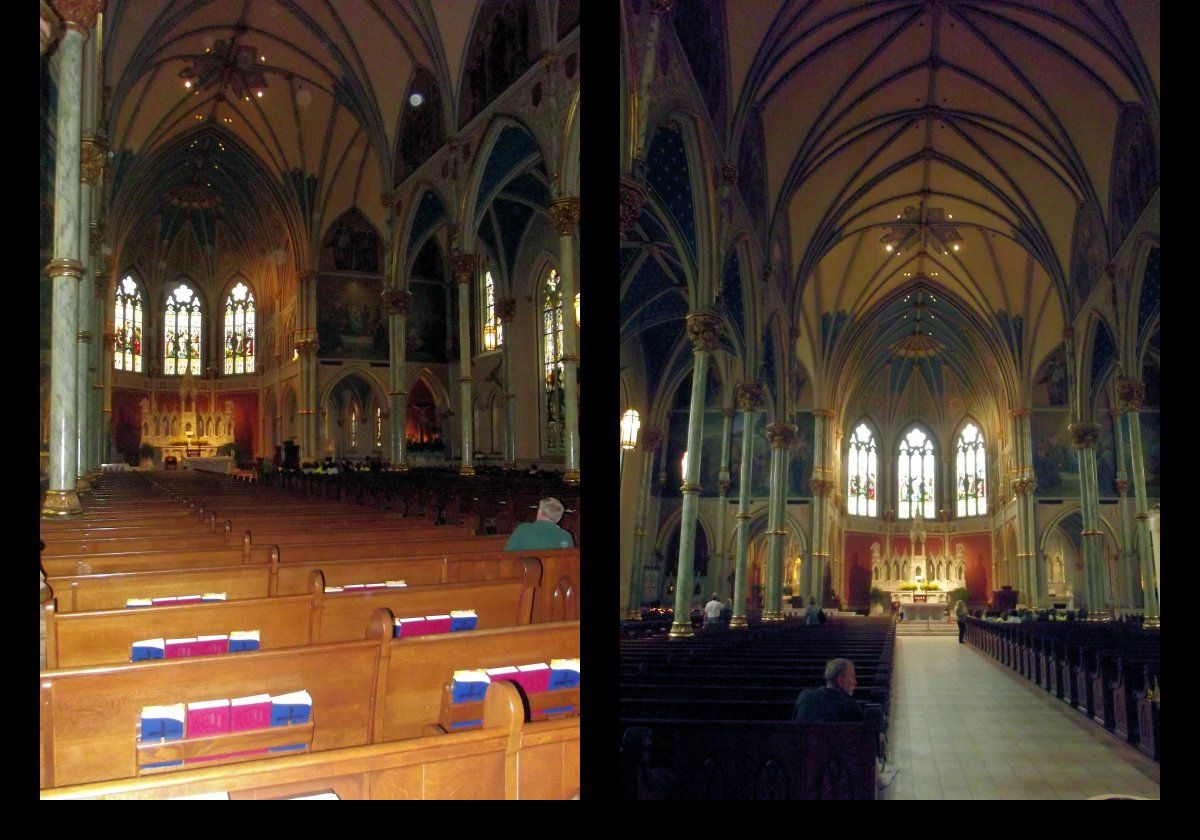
(791, 658, 863, 722)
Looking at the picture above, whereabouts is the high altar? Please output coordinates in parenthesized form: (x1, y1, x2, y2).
(871, 513, 964, 620)
(139, 371, 235, 468)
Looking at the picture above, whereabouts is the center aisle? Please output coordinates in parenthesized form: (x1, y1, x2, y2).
(881, 636, 1159, 800)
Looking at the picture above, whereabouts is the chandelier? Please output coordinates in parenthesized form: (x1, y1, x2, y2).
(179, 37, 268, 102)
(880, 204, 963, 256)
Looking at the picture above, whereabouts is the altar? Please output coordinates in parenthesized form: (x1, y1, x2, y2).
(898, 596, 947, 622)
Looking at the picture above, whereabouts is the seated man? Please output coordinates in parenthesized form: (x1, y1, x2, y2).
(792, 658, 863, 723)
(504, 497, 575, 550)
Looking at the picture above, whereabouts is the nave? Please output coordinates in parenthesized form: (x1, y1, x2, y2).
(882, 636, 1159, 800)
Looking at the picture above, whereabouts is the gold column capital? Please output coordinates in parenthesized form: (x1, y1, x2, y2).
(46, 258, 85, 280)
(717, 479, 732, 496)
(810, 478, 836, 496)
(380, 288, 412, 316)
(813, 408, 835, 420)
(76, 330, 92, 343)
(80, 137, 107, 186)
(494, 297, 517, 322)
(735, 381, 766, 412)
(294, 338, 320, 357)
(686, 311, 724, 352)
(619, 177, 649, 240)
(549, 196, 580, 236)
(765, 422, 797, 449)
(721, 164, 738, 186)
(1114, 479, 1130, 497)
(1115, 379, 1145, 412)
(1008, 407, 1031, 419)
(1068, 421, 1101, 449)
(50, 0, 105, 31)
(450, 252, 477, 284)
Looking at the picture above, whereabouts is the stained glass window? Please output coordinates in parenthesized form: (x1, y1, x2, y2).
(375, 406, 382, 449)
(223, 281, 255, 375)
(350, 406, 358, 450)
(898, 426, 936, 520)
(956, 422, 987, 517)
(114, 275, 144, 372)
(542, 268, 565, 452)
(481, 270, 502, 350)
(163, 282, 202, 376)
(847, 423, 877, 516)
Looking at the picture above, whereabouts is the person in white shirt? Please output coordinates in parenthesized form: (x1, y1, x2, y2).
(703, 593, 724, 627)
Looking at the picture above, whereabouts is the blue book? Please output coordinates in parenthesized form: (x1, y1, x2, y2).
(228, 630, 261, 652)
(139, 703, 186, 741)
(131, 638, 165, 661)
(270, 690, 312, 727)
(548, 658, 581, 690)
(451, 670, 490, 703)
(450, 610, 478, 632)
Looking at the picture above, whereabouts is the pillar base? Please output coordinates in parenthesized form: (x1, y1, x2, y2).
(391, 463, 411, 473)
(563, 468, 580, 484)
(761, 611, 785, 623)
(1144, 615, 1160, 628)
(41, 489, 83, 517)
(667, 621, 694, 639)
(458, 465, 476, 476)
(728, 615, 748, 629)
(75, 475, 92, 493)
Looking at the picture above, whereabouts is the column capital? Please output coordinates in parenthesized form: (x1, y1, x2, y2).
(765, 422, 798, 449)
(50, 0, 105, 31)
(810, 478, 836, 496)
(723, 407, 737, 419)
(80, 137, 107, 186)
(1011, 478, 1037, 497)
(1062, 325, 1075, 340)
(717, 479, 732, 496)
(1067, 421, 1101, 449)
(380, 288, 412, 316)
(734, 381, 766, 412)
(495, 297, 517, 321)
(685, 310, 724, 352)
(1008, 407, 1031, 419)
(619, 178, 648, 239)
(1115, 379, 1145, 412)
(721, 164, 738, 186)
(449, 252, 477, 284)
(641, 428, 664, 452)
(1114, 478, 1130, 497)
(813, 408, 835, 420)
(295, 338, 320, 358)
(549, 196, 580, 236)
(46, 258, 85, 280)
(650, 0, 676, 15)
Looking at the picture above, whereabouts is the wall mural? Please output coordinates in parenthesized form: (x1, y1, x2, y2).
(1069, 201, 1106, 314)
(1032, 345, 1069, 407)
(459, 0, 538, 128)
(1031, 409, 1079, 498)
(405, 280, 449, 364)
(315, 276, 388, 360)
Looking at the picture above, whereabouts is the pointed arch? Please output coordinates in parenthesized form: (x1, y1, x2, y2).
(457, 0, 541, 129)
(896, 423, 937, 520)
(114, 269, 147, 373)
(845, 417, 880, 517)
(320, 208, 383, 274)
(952, 418, 988, 518)
(219, 274, 257, 376)
(162, 276, 205, 376)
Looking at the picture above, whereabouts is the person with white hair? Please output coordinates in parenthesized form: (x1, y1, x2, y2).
(504, 497, 575, 550)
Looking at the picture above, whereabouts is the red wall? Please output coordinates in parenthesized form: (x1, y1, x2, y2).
(843, 531, 992, 605)
(110, 388, 148, 460)
(109, 387, 259, 462)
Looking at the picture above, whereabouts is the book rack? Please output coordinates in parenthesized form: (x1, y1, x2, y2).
(136, 719, 315, 775)
(439, 683, 579, 732)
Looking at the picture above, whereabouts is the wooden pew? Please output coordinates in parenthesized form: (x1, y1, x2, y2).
(41, 619, 580, 788)
(40, 542, 276, 578)
(44, 564, 541, 668)
(41, 682, 580, 800)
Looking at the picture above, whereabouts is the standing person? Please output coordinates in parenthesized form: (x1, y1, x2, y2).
(805, 596, 821, 625)
(504, 497, 575, 550)
(955, 598, 968, 643)
(704, 593, 724, 628)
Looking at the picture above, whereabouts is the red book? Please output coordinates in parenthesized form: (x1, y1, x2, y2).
(164, 637, 198, 658)
(173, 595, 203, 605)
(186, 699, 231, 736)
(191, 635, 229, 656)
(425, 614, 452, 634)
(229, 694, 272, 731)
(395, 617, 428, 637)
(513, 663, 552, 694)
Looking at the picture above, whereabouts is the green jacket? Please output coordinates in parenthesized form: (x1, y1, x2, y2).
(504, 520, 575, 551)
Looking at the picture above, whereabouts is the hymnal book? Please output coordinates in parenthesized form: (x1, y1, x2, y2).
(228, 630, 261, 652)
(230, 694, 272, 731)
(192, 634, 230, 656)
(324, 586, 345, 593)
(140, 703, 185, 741)
(394, 616, 428, 638)
(151, 596, 178, 606)
(131, 638, 165, 661)
(201, 592, 227, 602)
(548, 658, 581, 690)
(344, 584, 366, 591)
(385, 580, 407, 588)
(126, 598, 152, 608)
(486, 666, 519, 683)
(172, 595, 203, 605)
(164, 637, 198, 658)
(450, 609, 478, 632)
(186, 698, 231, 736)
(425, 614, 452, 634)
(451, 670, 491, 703)
(270, 690, 313, 727)
(514, 662, 551, 694)
(363, 582, 387, 590)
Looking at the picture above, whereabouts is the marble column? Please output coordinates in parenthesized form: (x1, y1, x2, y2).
(549, 197, 580, 484)
(381, 288, 412, 470)
(450, 253, 476, 476)
(731, 382, 765, 629)
(294, 271, 319, 460)
(100, 323, 114, 464)
(88, 229, 106, 472)
(712, 408, 735, 598)
(1116, 379, 1159, 623)
(668, 311, 723, 639)
(1069, 421, 1105, 614)
(809, 408, 835, 605)
(1113, 412, 1140, 609)
(763, 422, 796, 621)
(626, 428, 663, 619)
(43, 0, 103, 517)
(496, 298, 518, 465)
(75, 138, 103, 490)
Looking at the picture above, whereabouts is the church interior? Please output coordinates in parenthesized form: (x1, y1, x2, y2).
(40, 0, 581, 799)
(618, 0, 1160, 800)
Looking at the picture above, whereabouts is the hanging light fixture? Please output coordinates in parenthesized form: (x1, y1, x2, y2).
(482, 324, 497, 351)
(620, 408, 641, 450)
(574, 292, 580, 326)
(681, 449, 689, 480)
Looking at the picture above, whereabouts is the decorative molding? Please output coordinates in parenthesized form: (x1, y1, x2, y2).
(1115, 379, 1145, 412)
(765, 422, 798, 449)
(80, 137, 107, 185)
(50, 0, 105, 30)
(380, 288, 412, 316)
(549, 196, 580, 236)
(1068, 421, 1101, 449)
(685, 310, 723, 352)
(449, 252, 477, 284)
(619, 177, 648, 240)
(46, 258, 85, 280)
(734, 382, 766, 412)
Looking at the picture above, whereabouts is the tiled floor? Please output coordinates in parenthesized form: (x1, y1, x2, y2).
(882, 636, 1160, 800)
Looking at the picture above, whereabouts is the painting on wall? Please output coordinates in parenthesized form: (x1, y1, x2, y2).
(316, 275, 388, 360)
(1033, 345, 1069, 407)
(1031, 410, 1079, 498)
(1139, 411, 1160, 497)
(406, 280, 449, 363)
(1095, 408, 1118, 499)
(787, 412, 814, 498)
(698, 409, 727, 497)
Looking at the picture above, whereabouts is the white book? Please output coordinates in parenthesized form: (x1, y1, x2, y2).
(187, 698, 231, 711)
(485, 665, 519, 678)
(286, 791, 339, 800)
(384, 580, 407, 588)
(197, 634, 229, 642)
(231, 693, 272, 707)
(201, 592, 227, 601)
(517, 662, 550, 674)
(229, 630, 260, 642)
(323, 586, 345, 593)
(152, 596, 179, 604)
(132, 638, 165, 652)
(165, 637, 197, 645)
(396, 616, 425, 625)
(452, 669, 491, 683)
(550, 658, 581, 672)
(271, 689, 313, 706)
(425, 614, 451, 621)
(126, 598, 152, 607)
(450, 609, 478, 618)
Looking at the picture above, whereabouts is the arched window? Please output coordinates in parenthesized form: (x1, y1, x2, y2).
(223, 281, 255, 375)
(956, 422, 988, 517)
(114, 275, 144, 372)
(481, 269, 502, 350)
(898, 426, 936, 520)
(542, 268, 565, 452)
(163, 282, 202, 376)
(847, 423, 877, 516)
(350, 404, 359, 451)
(375, 406, 383, 449)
